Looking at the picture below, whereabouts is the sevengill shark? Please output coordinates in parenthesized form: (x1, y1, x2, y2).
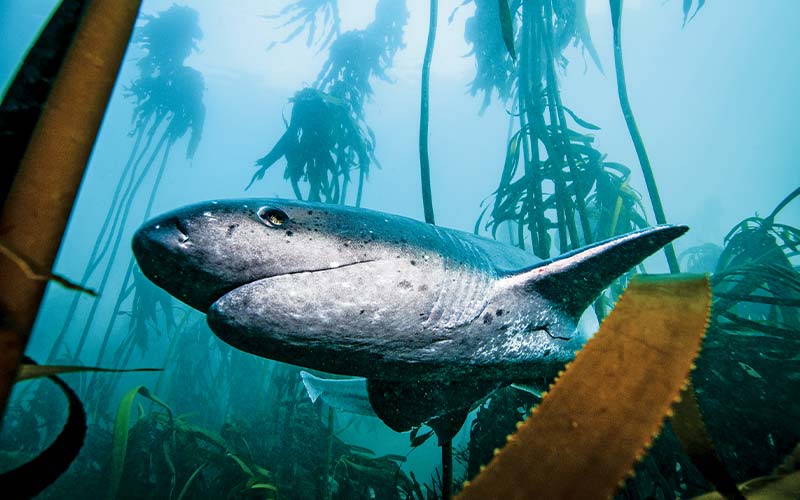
(132, 199, 686, 439)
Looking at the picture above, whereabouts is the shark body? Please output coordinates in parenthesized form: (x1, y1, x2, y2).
(133, 199, 686, 436)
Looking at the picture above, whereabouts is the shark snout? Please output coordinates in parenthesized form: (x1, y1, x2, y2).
(132, 217, 184, 286)
(132, 207, 276, 312)
(134, 216, 191, 251)
(132, 214, 223, 311)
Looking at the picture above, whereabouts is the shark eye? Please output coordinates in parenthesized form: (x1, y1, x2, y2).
(258, 207, 288, 228)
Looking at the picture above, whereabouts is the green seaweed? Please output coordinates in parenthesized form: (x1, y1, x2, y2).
(683, 188, 800, 342)
(471, 0, 638, 267)
(108, 385, 173, 499)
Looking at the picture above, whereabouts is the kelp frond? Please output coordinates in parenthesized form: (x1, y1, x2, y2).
(681, 0, 707, 27)
(476, 117, 647, 257)
(252, 1, 407, 205)
(457, 0, 603, 114)
(248, 88, 374, 205)
(134, 5, 202, 79)
(265, 0, 341, 51)
(678, 188, 800, 354)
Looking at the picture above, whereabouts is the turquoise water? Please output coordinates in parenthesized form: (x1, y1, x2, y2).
(1, 1, 798, 498)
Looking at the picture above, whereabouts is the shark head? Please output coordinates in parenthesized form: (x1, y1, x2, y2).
(132, 199, 390, 311)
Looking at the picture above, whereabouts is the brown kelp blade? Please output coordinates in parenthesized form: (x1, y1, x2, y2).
(0, 0, 142, 417)
(457, 274, 713, 500)
(0, 0, 86, 208)
(0, 360, 86, 500)
(15, 363, 160, 382)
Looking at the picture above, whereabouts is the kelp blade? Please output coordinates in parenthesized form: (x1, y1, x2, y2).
(458, 274, 712, 500)
(497, 0, 516, 59)
(0, 0, 142, 417)
(15, 363, 160, 382)
(0, 0, 85, 207)
(108, 385, 172, 499)
(0, 371, 86, 499)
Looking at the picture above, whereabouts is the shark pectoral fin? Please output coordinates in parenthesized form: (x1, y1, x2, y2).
(299, 371, 377, 417)
(506, 225, 688, 317)
(366, 379, 500, 439)
(300, 371, 323, 403)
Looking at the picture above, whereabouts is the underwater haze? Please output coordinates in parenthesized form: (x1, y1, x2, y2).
(1, 0, 798, 498)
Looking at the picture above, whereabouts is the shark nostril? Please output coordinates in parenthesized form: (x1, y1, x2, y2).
(174, 219, 190, 243)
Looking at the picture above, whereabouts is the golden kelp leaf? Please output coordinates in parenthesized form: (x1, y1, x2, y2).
(457, 274, 711, 500)
(0, 0, 141, 416)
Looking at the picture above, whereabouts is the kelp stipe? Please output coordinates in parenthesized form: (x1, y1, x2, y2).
(0, 0, 141, 416)
(469, 0, 653, 335)
(46, 5, 206, 377)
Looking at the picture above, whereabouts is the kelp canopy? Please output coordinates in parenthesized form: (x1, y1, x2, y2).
(468, 0, 645, 268)
(250, 0, 409, 206)
(247, 88, 373, 204)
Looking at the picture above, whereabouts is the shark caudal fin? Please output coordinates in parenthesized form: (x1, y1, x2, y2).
(509, 225, 688, 317)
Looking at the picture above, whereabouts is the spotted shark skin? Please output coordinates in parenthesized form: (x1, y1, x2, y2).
(133, 198, 687, 432)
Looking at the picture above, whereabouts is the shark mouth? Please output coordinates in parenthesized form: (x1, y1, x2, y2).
(205, 259, 378, 313)
(250, 259, 376, 285)
(205, 257, 447, 374)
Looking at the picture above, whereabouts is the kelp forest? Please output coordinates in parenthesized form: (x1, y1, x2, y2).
(0, 0, 798, 499)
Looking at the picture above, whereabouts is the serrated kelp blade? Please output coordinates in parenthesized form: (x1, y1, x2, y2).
(457, 274, 711, 500)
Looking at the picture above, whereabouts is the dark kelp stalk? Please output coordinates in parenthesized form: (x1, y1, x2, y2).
(0, 0, 142, 493)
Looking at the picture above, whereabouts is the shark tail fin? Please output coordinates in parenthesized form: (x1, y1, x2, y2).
(509, 225, 688, 317)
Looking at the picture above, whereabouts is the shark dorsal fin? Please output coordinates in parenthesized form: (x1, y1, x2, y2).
(506, 225, 688, 317)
